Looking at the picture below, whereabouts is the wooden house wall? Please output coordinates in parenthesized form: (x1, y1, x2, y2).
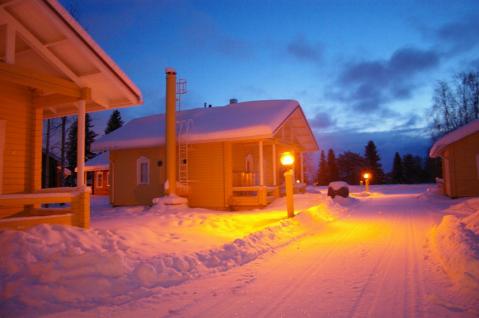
(188, 142, 226, 209)
(110, 147, 166, 205)
(444, 131, 479, 197)
(0, 82, 35, 218)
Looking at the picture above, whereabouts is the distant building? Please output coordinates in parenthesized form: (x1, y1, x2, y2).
(430, 119, 479, 198)
(84, 152, 110, 195)
(93, 100, 319, 209)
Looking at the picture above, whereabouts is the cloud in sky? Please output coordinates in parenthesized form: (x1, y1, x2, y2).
(433, 15, 479, 55)
(286, 35, 322, 62)
(309, 112, 336, 130)
(333, 46, 440, 113)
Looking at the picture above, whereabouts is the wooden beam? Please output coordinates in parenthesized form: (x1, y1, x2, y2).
(0, 8, 82, 84)
(0, 62, 82, 97)
(33, 93, 81, 108)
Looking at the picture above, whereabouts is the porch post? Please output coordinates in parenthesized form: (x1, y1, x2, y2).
(300, 152, 304, 183)
(77, 100, 86, 187)
(259, 140, 264, 186)
(272, 143, 277, 186)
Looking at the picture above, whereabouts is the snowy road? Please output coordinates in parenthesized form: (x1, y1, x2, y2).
(42, 189, 478, 318)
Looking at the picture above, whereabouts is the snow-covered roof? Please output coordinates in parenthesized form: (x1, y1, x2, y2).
(430, 119, 479, 157)
(92, 100, 319, 152)
(84, 151, 109, 171)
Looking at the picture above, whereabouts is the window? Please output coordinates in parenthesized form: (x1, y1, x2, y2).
(97, 172, 104, 188)
(137, 156, 150, 185)
(106, 171, 110, 187)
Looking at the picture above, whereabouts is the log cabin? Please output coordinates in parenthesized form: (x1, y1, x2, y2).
(430, 119, 479, 198)
(93, 98, 319, 210)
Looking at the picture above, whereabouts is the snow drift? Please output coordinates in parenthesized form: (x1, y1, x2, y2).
(0, 193, 346, 316)
(429, 198, 479, 297)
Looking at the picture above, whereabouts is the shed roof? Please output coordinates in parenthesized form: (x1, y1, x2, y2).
(84, 151, 109, 172)
(0, 0, 142, 118)
(92, 100, 319, 152)
(430, 119, 479, 157)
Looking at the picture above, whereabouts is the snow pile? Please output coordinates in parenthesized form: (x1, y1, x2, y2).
(429, 199, 479, 296)
(328, 181, 349, 191)
(0, 193, 347, 316)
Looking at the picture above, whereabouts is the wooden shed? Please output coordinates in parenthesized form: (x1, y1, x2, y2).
(430, 119, 479, 198)
(93, 100, 319, 210)
(84, 151, 109, 195)
(0, 0, 141, 229)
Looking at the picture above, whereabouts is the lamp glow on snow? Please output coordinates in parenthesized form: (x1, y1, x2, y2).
(280, 152, 295, 218)
(363, 172, 371, 192)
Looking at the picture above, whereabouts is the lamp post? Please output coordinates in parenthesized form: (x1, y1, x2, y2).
(363, 172, 371, 192)
(280, 152, 295, 218)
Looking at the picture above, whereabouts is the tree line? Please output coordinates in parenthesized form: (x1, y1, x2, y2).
(316, 140, 440, 186)
(43, 110, 124, 187)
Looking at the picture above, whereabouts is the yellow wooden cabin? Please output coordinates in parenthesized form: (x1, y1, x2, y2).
(93, 99, 319, 210)
(430, 119, 479, 198)
(0, 0, 141, 229)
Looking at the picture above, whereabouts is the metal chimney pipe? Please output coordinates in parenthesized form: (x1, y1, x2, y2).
(165, 67, 177, 195)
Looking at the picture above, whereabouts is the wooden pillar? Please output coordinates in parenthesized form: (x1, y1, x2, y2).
(272, 143, 277, 186)
(300, 152, 304, 183)
(165, 68, 177, 195)
(76, 99, 86, 187)
(31, 103, 43, 192)
(259, 140, 264, 186)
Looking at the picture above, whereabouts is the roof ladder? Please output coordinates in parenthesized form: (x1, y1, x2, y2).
(177, 119, 192, 195)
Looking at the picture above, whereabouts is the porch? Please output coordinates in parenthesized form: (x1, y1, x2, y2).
(0, 0, 141, 230)
(229, 140, 306, 209)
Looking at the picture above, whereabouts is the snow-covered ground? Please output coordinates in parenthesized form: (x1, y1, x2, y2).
(1, 185, 478, 317)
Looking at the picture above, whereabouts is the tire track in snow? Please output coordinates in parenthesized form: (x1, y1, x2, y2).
(255, 223, 362, 318)
(347, 214, 398, 318)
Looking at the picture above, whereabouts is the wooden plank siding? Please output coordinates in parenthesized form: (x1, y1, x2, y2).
(188, 142, 226, 209)
(445, 131, 479, 197)
(0, 81, 35, 218)
(110, 147, 166, 206)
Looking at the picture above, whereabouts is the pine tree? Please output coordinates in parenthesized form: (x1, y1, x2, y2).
(66, 114, 98, 185)
(402, 154, 423, 184)
(391, 152, 403, 183)
(317, 150, 329, 185)
(337, 151, 366, 184)
(364, 140, 384, 184)
(327, 149, 339, 182)
(105, 110, 124, 134)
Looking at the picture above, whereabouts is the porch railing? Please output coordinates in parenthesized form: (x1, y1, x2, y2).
(230, 185, 279, 208)
(0, 186, 90, 230)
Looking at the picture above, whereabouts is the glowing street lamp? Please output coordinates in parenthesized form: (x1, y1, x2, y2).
(363, 172, 371, 192)
(280, 152, 295, 218)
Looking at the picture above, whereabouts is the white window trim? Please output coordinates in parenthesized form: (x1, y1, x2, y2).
(137, 156, 150, 185)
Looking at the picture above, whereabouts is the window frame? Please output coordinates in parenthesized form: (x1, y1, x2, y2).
(137, 156, 150, 185)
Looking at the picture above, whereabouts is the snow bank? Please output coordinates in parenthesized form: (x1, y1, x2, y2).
(429, 199, 479, 296)
(0, 193, 347, 316)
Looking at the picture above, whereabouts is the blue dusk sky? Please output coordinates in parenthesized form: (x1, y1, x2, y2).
(61, 0, 479, 170)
